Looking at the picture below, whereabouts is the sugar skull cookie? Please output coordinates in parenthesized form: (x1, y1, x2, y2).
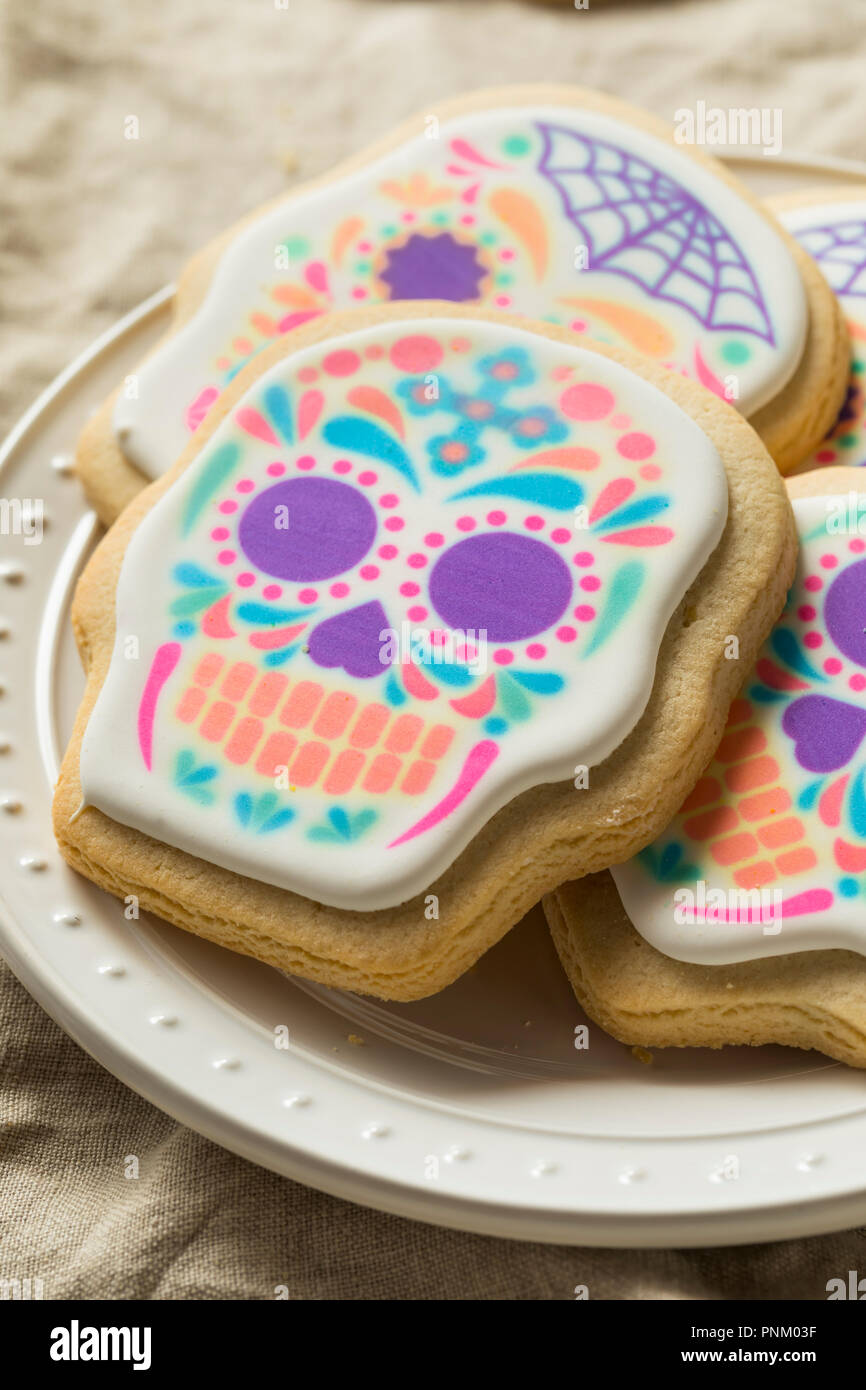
(544, 468, 866, 1067)
(55, 304, 794, 999)
(771, 187, 866, 474)
(76, 85, 847, 524)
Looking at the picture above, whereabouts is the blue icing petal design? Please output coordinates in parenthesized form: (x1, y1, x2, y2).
(323, 416, 420, 491)
(174, 751, 218, 805)
(182, 442, 241, 535)
(237, 602, 309, 625)
(420, 659, 474, 687)
(170, 588, 225, 616)
(262, 383, 294, 443)
(498, 673, 532, 721)
(850, 768, 866, 838)
(749, 685, 788, 703)
(234, 790, 295, 833)
(593, 495, 671, 532)
(260, 808, 296, 833)
(385, 672, 407, 705)
(330, 807, 352, 838)
(308, 806, 378, 843)
(508, 670, 565, 694)
(583, 560, 645, 656)
(478, 346, 535, 388)
(798, 779, 824, 810)
(263, 644, 303, 667)
(173, 562, 222, 587)
(659, 843, 682, 876)
(450, 473, 583, 510)
(771, 627, 825, 681)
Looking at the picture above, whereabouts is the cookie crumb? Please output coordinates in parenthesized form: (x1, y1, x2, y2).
(347, 1033, 365, 1047)
(631, 1045, 654, 1065)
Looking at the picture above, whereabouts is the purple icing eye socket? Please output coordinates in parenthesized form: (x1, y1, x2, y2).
(428, 532, 573, 642)
(238, 477, 377, 582)
(824, 557, 866, 667)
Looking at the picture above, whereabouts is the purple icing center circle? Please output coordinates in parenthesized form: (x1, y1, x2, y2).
(428, 532, 573, 642)
(238, 477, 377, 582)
(824, 557, 866, 667)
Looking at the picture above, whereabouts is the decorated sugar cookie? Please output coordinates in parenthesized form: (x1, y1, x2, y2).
(772, 187, 866, 473)
(55, 305, 794, 999)
(545, 468, 866, 1067)
(76, 85, 847, 524)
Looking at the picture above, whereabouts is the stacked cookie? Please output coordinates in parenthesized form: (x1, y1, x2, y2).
(54, 88, 866, 1065)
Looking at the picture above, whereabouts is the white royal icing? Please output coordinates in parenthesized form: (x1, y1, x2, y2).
(83, 317, 727, 911)
(113, 103, 806, 481)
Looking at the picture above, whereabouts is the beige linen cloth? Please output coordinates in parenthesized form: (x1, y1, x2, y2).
(4, 0, 866, 1300)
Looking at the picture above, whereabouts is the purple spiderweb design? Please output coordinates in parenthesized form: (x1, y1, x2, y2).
(793, 220, 866, 298)
(536, 124, 775, 343)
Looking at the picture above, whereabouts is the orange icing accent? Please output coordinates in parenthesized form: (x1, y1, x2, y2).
(385, 714, 424, 754)
(221, 661, 257, 702)
(775, 847, 817, 876)
(726, 698, 754, 727)
(347, 385, 406, 440)
(739, 788, 791, 821)
(313, 692, 358, 740)
(200, 701, 235, 742)
(724, 756, 780, 793)
(324, 749, 366, 795)
(330, 216, 365, 267)
(225, 717, 264, 766)
(710, 833, 759, 866)
(419, 725, 455, 760)
(193, 654, 224, 687)
(279, 681, 324, 728)
(363, 754, 401, 793)
(247, 673, 289, 718)
(290, 741, 329, 788)
(561, 297, 675, 357)
(349, 703, 390, 749)
(683, 806, 739, 841)
(681, 776, 722, 812)
(271, 284, 320, 308)
(509, 446, 600, 473)
(401, 760, 437, 796)
(255, 732, 297, 777)
(757, 817, 805, 850)
(176, 687, 206, 723)
(715, 726, 767, 763)
(733, 861, 777, 889)
(488, 188, 548, 277)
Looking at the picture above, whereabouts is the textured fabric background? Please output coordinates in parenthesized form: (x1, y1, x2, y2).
(3, 0, 866, 1300)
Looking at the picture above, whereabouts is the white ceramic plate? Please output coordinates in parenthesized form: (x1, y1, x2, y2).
(4, 154, 866, 1249)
